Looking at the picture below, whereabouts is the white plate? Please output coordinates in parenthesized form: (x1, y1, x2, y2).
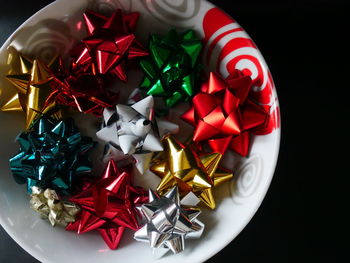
(0, 0, 281, 262)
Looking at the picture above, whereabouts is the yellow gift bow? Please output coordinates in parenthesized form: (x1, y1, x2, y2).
(1, 49, 62, 129)
(150, 135, 234, 209)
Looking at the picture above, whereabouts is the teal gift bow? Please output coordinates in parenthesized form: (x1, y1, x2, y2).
(140, 29, 202, 110)
(10, 117, 95, 196)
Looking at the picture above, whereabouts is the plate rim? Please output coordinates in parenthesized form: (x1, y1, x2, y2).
(0, 0, 281, 262)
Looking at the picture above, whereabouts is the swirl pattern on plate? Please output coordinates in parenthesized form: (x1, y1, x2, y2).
(86, 0, 132, 15)
(141, 0, 202, 27)
(9, 19, 76, 64)
(230, 154, 263, 204)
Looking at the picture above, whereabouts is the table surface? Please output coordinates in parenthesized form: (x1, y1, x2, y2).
(0, 0, 344, 262)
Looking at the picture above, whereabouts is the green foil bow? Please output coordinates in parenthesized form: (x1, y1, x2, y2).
(10, 116, 95, 196)
(140, 29, 202, 109)
(30, 186, 80, 227)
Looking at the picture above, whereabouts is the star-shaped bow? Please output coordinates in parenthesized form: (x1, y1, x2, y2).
(96, 95, 179, 174)
(66, 160, 148, 250)
(1, 50, 63, 128)
(72, 9, 148, 81)
(9, 116, 95, 195)
(181, 70, 269, 156)
(140, 29, 202, 110)
(134, 186, 204, 258)
(150, 135, 233, 209)
(51, 9, 148, 116)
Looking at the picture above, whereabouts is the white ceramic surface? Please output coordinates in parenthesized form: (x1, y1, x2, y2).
(0, 0, 281, 262)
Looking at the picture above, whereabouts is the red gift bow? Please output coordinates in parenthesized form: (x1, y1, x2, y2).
(181, 70, 269, 156)
(51, 9, 148, 116)
(53, 69, 119, 116)
(66, 160, 148, 249)
(71, 9, 148, 81)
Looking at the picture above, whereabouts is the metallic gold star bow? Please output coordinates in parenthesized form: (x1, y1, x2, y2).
(150, 135, 233, 209)
(1, 50, 63, 128)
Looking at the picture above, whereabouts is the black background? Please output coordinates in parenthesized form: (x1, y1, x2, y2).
(0, 0, 346, 262)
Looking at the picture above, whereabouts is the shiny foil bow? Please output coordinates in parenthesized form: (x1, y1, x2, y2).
(53, 67, 119, 116)
(0, 50, 63, 129)
(30, 186, 80, 227)
(134, 186, 204, 258)
(66, 160, 148, 250)
(50, 9, 148, 116)
(10, 117, 95, 195)
(150, 135, 233, 209)
(181, 70, 269, 156)
(71, 9, 148, 81)
(96, 95, 179, 174)
(140, 29, 202, 109)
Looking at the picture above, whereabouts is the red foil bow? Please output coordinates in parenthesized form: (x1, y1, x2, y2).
(71, 9, 148, 81)
(54, 69, 119, 116)
(66, 160, 148, 249)
(51, 9, 148, 116)
(181, 70, 269, 156)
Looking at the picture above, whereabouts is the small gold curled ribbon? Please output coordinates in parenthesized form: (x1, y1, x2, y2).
(30, 186, 80, 227)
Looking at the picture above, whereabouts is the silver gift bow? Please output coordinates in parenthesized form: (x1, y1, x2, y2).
(134, 186, 204, 258)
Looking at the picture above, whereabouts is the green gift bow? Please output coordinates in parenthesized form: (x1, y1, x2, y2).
(140, 29, 202, 109)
